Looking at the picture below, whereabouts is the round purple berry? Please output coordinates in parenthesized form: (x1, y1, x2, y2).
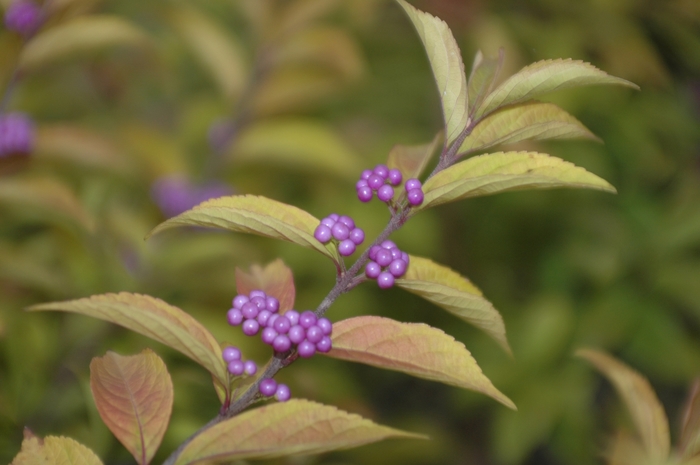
(305, 325, 324, 344)
(349, 228, 365, 245)
(249, 290, 266, 299)
(389, 259, 408, 277)
(331, 222, 350, 241)
(367, 174, 384, 190)
(250, 296, 267, 309)
(298, 340, 316, 358)
(360, 169, 373, 180)
(241, 302, 258, 319)
(273, 334, 292, 352)
(387, 168, 403, 186)
(407, 188, 424, 206)
(338, 239, 356, 256)
(244, 360, 257, 375)
(321, 217, 335, 228)
(288, 325, 306, 344)
(275, 383, 291, 402)
(259, 378, 277, 397)
(257, 309, 272, 326)
(299, 311, 317, 329)
(369, 245, 381, 261)
(232, 295, 249, 309)
(377, 184, 394, 203)
(357, 186, 373, 202)
(227, 308, 243, 326)
(365, 261, 381, 278)
(222, 346, 241, 363)
(266, 297, 279, 313)
(3, 1, 43, 38)
(273, 315, 291, 334)
(375, 248, 393, 267)
(356, 179, 369, 189)
(377, 272, 395, 289)
(389, 248, 402, 260)
(373, 164, 389, 179)
(381, 240, 397, 249)
(242, 319, 260, 336)
(284, 310, 300, 326)
(405, 178, 422, 191)
(227, 360, 244, 376)
(316, 336, 332, 353)
(402, 251, 410, 264)
(338, 215, 355, 229)
(317, 317, 333, 335)
(261, 327, 278, 345)
(329, 213, 339, 221)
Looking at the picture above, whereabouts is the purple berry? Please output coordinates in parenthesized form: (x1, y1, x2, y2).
(375, 248, 393, 267)
(273, 316, 291, 334)
(250, 296, 267, 309)
(338, 239, 356, 256)
(227, 308, 243, 326)
(0, 113, 35, 157)
(306, 325, 324, 344)
(331, 222, 350, 241)
(356, 179, 369, 189)
(227, 360, 244, 375)
(257, 309, 272, 326)
(244, 360, 257, 375)
(389, 259, 408, 277)
(242, 319, 260, 336)
(405, 178, 422, 191)
(266, 297, 279, 313)
(373, 164, 389, 179)
(329, 213, 339, 221)
(365, 261, 381, 278)
(407, 188, 424, 206)
(377, 272, 395, 289)
(241, 302, 259, 319)
(367, 174, 384, 190)
(275, 383, 291, 402)
(402, 251, 410, 264)
(349, 228, 365, 245)
(249, 290, 266, 299)
(222, 346, 241, 362)
(360, 169, 373, 180)
(316, 336, 332, 353)
(357, 186, 373, 202)
(232, 295, 249, 309)
(317, 318, 333, 335)
(3, 1, 42, 37)
(273, 334, 292, 352)
(284, 310, 300, 326)
(381, 240, 397, 249)
(298, 340, 316, 358)
(314, 224, 332, 243)
(321, 217, 335, 228)
(261, 327, 278, 345)
(388, 168, 403, 186)
(377, 185, 394, 203)
(259, 378, 277, 397)
(288, 325, 306, 344)
(299, 311, 317, 329)
(390, 248, 403, 260)
(267, 314, 279, 328)
(369, 245, 381, 261)
(338, 215, 355, 229)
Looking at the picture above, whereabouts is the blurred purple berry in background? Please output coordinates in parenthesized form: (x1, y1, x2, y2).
(207, 118, 234, 153)
(151, 175, 232, 218)
(0, 112, 35, 158)
(4, 1, 43, 38)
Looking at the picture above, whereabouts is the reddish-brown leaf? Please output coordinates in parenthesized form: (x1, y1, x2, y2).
(235, 259, 296, 313)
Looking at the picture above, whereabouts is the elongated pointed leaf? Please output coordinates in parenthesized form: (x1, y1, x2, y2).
(28, 293, 228, 391)
(19, 15, 149, 71)
(458, 102, 599, 156)
(90, 349, 173, 465)
(386, 131, 443, 189)
(174, 399, 423, 464)
(468, 49, 504, 115)
(418, 151, 615, 210)
(680, 380, 700, 459)
(577, 349, 670, 463)
(11, 429, 103, 465)
(395, 255, 510, 355)
(396, 0, 468, 145)
(325, 316, 515, 409)
(475, 59, 639, 119)
(235, 259, 296, 313)
(147, 195, 340, 262)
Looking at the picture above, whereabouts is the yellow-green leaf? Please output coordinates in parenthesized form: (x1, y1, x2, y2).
(680, 380, 700, 459)
(169, 6, 248, 102)
(325, 316, 515, 409)
(28, 293, 228, 392)
(236, 259, 296, 313)
(418, 151, 616, 210)
(467, 49, 504, 115)
(395, 255, 511, 355)
(386, 131, 443, 194)
(90, 349, 173, 465)
(458, 101, 599, 156)
(11, 429, 103, 465)
(19, 15, 149, 71)
(475, 59, 639, 120)
(229, 118, 362, 180)
(174, 399, 424, 465)
(147, 195, 340, 262)
(396, 0, 469, 146)
(577, 349, 670, 463)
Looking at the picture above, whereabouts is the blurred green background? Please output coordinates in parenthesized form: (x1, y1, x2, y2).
(1, 0, 699, 464)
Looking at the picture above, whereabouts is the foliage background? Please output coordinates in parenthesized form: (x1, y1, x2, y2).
(1, 0, 699, 464)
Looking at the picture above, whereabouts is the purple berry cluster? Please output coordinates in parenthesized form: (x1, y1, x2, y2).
(3, 1, 43, 37)
(259, 378, 291, 402)
(365, 240, 410, 289)
(0, 112, 34, 158)
(314, 213, 365, 256)
(356, 164, 402, 203)
(222, 345, 257, 376)
(404, 178, 425, 207)
(227, 290, 333, 358)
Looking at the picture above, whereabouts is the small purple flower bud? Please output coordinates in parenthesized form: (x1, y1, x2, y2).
(365, 261, 381, 278)
(259, 378, 277, 397)
(297, 340, 316, 358)
(338, 239, 356, 256)
(222, 346, 241, 362)
(227, 308, 243, 326)
(387, 169, 403, 186)
(314, 224, 332, 243)
(244, 360, 257, 375)
(275, 383, 291, 402)
(316, 336, 332, 353)
(377, 272, 395, 289)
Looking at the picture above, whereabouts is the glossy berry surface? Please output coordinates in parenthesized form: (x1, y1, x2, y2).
(338, 239, 356, 256)
(222, 346, 241, 363)
(0, 112, 34, 158)
(243, 360, 257, 375)
(377, 272, 395, 289)
(275, 384, 291, 402)
(362, 241, 409, 288)
(259, 378, 277, 397)
(407, 188, 424, 206)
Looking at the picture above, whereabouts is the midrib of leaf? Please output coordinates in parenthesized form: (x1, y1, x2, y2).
(114, 360, 148, 465)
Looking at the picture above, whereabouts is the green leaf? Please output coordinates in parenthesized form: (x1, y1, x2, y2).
(680, 380, 700, 459)
(467, 49, 504, 115)
(28, 293, 229, 394)
(475, 59, 639, 120)
(90, 349, 172, 465)
(19, 15, 149, 71)
(147, 194, 341, 263)
(11, 429, 103, 465)
(576, 349, 670, 463)
(174, 399, 424, 465)
(396, 0, 469, 146)
(395, 255, 511, 355)
(236, 259, 296, 313)
(229, 118, 362, 180)
(458, 101, 600, 156)
(418, 151, 616, 210)
(325, 316, 515, 409)
(386, 131, 443, 192)
(169, 6, 248, 102)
